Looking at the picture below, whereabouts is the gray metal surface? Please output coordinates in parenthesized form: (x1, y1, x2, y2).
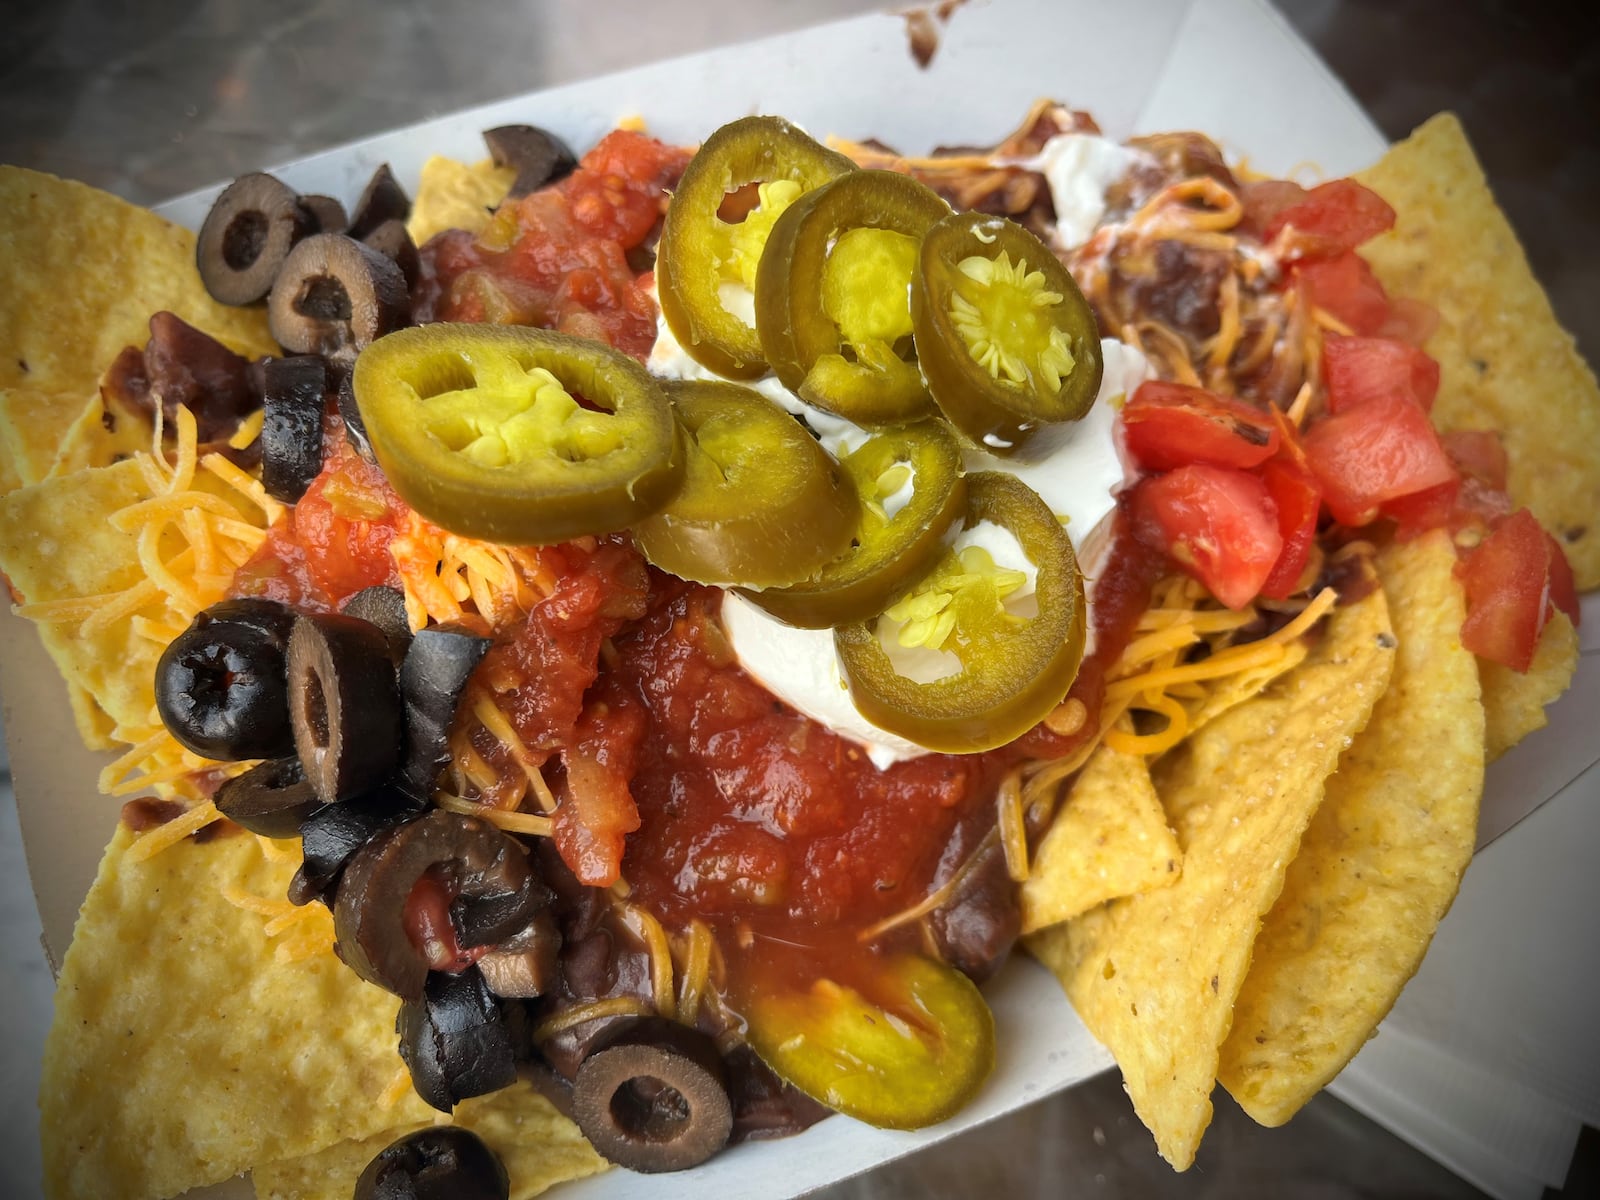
(3, 1, 1592, 1197)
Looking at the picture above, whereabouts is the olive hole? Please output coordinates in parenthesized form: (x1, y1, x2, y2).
(610, 1076, 692, 1143)
(297, 274, 354, 321)
(304, 669, 331, 748)
(223, 210, 269, 271)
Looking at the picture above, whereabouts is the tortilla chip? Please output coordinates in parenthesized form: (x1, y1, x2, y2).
(1218, 533, 1483, 1125)
(1180, 638, 1309, 738)
(0, 167, 277, 490)
(1027, 579, 1395, 1169)
(1355, 114, 1600, 589)
(1480, 610, 1579, 761)
(0, 459, 162, 740)
(0, 387, 97, 491)
(63, 678, 118, 752)
(1019, 741, 1181, 934)
(40, 826, 437, 1200)
(47, 389, 161, 481)
(408, 156, 516, 246)
(252, 1083, 607, 1200)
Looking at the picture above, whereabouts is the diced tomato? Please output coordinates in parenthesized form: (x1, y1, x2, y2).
(1264, 179, 1396, 262)
(1458, 509, 1558, 671)
(1295, 251, 1392, 336)
(1240, 179, 1309, 238)
(1256, 456, 1322, 597)
(1121, 380, 1281, 472)
(1383, 478, 1461, 539)
(1379, 296, 1441, 347)
(1545, 527, 1580, 624)
(1303, 391, 1458, 526)
(1130, 465, 1283, 610)
(1441, 429, 1509, 491)
(1323, 335, 1441, 413)
(1384, 429, 1516, 539)
(402, 868, 487, 973)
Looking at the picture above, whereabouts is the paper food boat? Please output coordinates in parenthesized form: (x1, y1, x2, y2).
(4, 1, 1597, 1197)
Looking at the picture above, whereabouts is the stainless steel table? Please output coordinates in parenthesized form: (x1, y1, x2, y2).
(2, 2, 1592, 1196)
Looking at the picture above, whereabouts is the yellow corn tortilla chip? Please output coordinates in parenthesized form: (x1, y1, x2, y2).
(407, 155, 516, 246)
(252, 1083, 607, 1200)
(1218, 532, 1483, 1125)
(0, 387, 97, 491)
(1027, 578, 1395, 1169)
(47, 388, 161, 481)
(1, 455, 267, 751)
(41, 826, 437, 1200)
(0, 167, 277, 489)
(1179, 638, 1309, 739)
(1019, 741, 1181, 934)
(1355, 114, 1600, 589)
(0, 459, 161, 741)
(1480, 609, 1579, 761)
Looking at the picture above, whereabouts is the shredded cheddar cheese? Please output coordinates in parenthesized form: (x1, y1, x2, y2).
(531, 996, 654, 1043)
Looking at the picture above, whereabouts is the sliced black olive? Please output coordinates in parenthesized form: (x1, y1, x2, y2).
(267, 233, 409, 357)
(154, 601, 297, 761)
(347, 163, 412, 241)
(337, 368, 377, 462)
(260, 355, 327, 503)
(361, 218, 421, 291)
(354, 1126, 509, 1200)
(196, 172, 316, 305)
(299, 193, 347, 234)
(196, 597, 298, 648)
(571, 1019, 733, 1173)
(334, 809, 550, 997)
(482, 125, 578, 198)
(214, 756, 319, 838)
(289, 786, 424, 906)
(341, 585, 412, 661)
(397, 967, 518, 1112)
(477, 908, 561, 999)
(397, 626, 493, 801)
(287, 612, 404, 803)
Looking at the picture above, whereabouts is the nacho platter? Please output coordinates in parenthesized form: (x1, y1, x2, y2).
(4, 2, 1598, 1198)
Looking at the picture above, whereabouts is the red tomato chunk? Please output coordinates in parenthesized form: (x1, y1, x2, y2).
(1323, 335, 1441, 413)
(1295, 251, 1393, 336)
(1459, 509, 1564, 671)
(1122, 380, 1280, 472)
(1303, 391, 1457, 526)
(1263, 179, 1396, 262)
(1130, 465, 1283, 610)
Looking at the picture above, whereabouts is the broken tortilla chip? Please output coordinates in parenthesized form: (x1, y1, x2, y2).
(1355, 114, 1600, 589)
(0, 387, 99, 492)
(40, 825, 437, 1200)
(0, 167, 277, 491)
(0, 459, 164, 743)
(47, 388, 164, 482)
(1218, 532, 1483, 1125)
(251, 1082, 607, 1200)
(1480, 609, 1579, 761)
(1027, 576, 1395, 1169)
(407, 155, 516, 246)
(1019, 739, 1181, 934)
